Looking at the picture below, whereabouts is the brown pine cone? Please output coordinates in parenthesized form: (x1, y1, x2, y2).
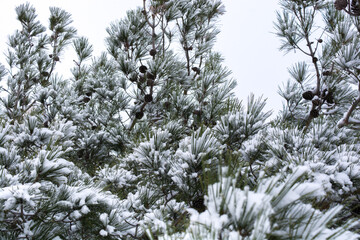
(135, 111, 144, 119)
(150, 49, 157, 56)
(302, 91, 314, 100)
(334, 0, 348, 10)
(192, 67, 200, 74)
(139, 65, 148, 73)
(145, 94, 153, 103)
(312, 98, 321, 106)
(310, 109, 319, 118)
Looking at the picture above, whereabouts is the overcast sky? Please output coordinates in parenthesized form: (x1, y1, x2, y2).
(0, 0, 306, 114)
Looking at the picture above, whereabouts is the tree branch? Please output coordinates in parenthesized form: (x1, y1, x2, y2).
(338, 95, 360, 128)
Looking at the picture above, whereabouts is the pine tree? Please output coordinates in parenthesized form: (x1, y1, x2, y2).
(0, 4, 133, 239)
(272, 0, 360, 237)
(0, 0, 359, 239)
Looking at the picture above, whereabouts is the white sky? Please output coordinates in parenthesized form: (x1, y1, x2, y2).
(0, 0, 305, 114)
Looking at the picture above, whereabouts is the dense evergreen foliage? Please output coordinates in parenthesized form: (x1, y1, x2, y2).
(0, 0, 359, 239)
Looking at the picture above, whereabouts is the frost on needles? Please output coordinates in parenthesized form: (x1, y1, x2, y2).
(0, 0, 359, 239)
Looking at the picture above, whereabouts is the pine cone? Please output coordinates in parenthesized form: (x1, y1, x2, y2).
(334, 0, 348, 10)
(302, 91, 314, 100)
(135, 111, 144, 119)
(145, 94, 153, 102)
(312, 98, 321, 106)
(310, 109, 319, 118)
(83, 96, 90, 103)
(149, 49, 157, 56)
(139, 65, 148, 73)
(192, 67, 200, 74)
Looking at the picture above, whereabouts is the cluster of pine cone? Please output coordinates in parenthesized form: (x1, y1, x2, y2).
(130, 49, 159, 119)
(130, 64, 155, 119)
(302, 89, 334, 118)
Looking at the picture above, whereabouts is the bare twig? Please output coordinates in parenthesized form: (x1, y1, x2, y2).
(338, 95, 360, 128)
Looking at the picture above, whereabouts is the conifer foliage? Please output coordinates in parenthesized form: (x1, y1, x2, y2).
(0, 0, 359, 239)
